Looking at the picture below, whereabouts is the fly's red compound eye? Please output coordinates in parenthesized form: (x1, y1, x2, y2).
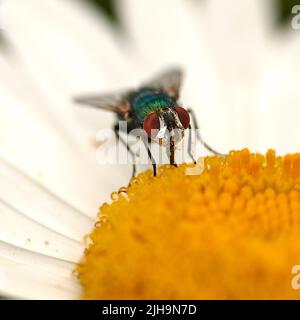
(175, 107, 190, 129)
(143, 112, 160, 138)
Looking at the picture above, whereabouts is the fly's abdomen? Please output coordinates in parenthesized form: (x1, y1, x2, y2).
(131, 88, 176, 124)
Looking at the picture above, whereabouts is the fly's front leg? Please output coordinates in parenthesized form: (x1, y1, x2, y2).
(187, 108, 225, 156)
(142, 136, 157, 176)
(114, 124, 136, 179)
(169, 135, 177, 167)
(188, 124, 197, 164)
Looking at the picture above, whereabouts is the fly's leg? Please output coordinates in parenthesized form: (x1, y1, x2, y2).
(142, 136, 157, 176)
(187, 108, 225, 156)
(169, 135, 177, 167)
(114, 124, 136, 179)
(188, 124, 197, 164)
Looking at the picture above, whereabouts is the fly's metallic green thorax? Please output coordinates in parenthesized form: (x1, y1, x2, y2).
(130, 88, 177, 124)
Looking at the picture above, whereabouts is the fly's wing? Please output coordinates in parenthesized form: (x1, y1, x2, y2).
(73, 90, 131, 115)
(142, 67, 183, 100)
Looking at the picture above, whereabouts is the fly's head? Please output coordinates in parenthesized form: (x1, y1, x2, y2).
(143, 106, 190, 146)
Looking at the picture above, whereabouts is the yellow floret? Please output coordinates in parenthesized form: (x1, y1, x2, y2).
(76, 149, 300, 299)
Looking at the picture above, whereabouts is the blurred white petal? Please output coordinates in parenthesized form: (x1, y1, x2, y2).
(0, 0, 137, 214)
(257, 32, 300, 153)
(199, 0, 273, 150)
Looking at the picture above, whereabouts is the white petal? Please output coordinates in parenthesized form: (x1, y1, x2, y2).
(0, 156, 93, 242)
(0, 148, 92, 295)
(202, 0, 275, 150)
(0, 241, 80, 299)
(118, 0, 207, 71)
(0, 192, 84, 262)
(256, 32, 300, 153)
(4, 0, 135, 91)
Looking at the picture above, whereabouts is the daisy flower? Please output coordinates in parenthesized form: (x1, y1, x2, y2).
(0, 0, 299, 299)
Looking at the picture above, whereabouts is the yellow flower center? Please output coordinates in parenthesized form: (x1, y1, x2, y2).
(77, 149, 300, 299)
